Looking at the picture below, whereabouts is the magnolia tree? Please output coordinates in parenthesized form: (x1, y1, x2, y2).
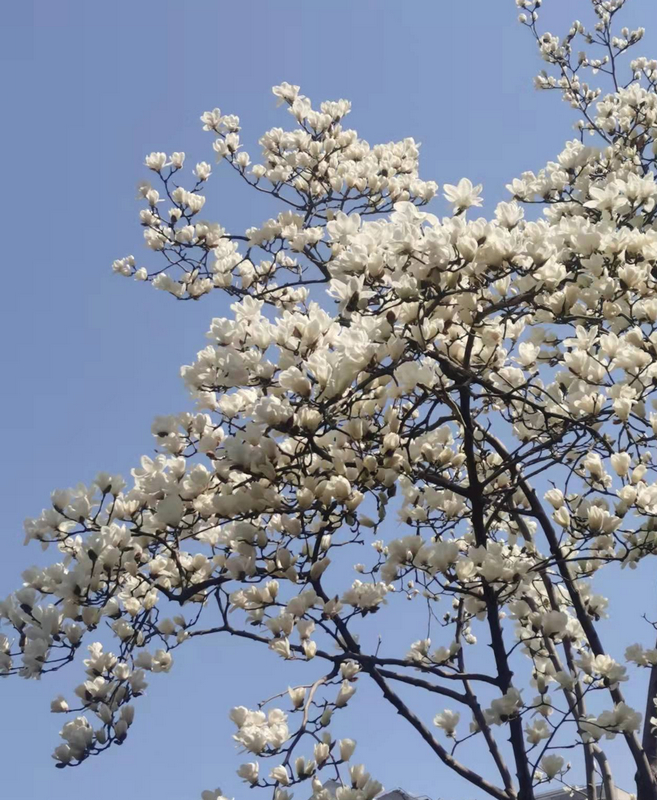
(6, 1, 657, 798)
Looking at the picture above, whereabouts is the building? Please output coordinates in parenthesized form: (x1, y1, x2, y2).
(310, 782, 429, 800)
(535, 787, 633, 800)
(310, 783, 632, 800)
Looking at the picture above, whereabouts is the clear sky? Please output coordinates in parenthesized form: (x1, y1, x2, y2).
(2, 2, 657, 799)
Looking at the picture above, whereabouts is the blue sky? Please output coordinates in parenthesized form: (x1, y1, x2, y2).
(2, 2, 657, 799)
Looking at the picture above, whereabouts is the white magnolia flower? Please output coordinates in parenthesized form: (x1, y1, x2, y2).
(433, 709, 460, 737)
(541, 754, 565, 780)
(443, 178, 483, 210)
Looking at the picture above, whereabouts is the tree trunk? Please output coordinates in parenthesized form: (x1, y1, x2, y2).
(638, 652, 657, 800)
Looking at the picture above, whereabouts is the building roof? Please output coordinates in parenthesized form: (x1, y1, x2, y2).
(377, 792, 428, 800)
